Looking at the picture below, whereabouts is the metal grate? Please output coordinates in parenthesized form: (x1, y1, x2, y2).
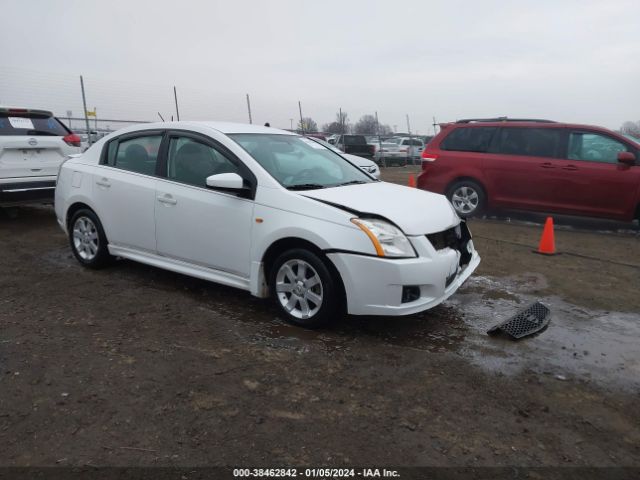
(487, 301, 551, 339)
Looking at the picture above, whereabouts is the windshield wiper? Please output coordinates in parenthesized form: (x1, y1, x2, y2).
(286, 183, 326, 190)
(333, 180, 368, 187)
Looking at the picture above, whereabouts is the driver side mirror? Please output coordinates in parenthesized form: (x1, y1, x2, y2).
(618, 151, 636, 166)
(206, 173, 250, 196)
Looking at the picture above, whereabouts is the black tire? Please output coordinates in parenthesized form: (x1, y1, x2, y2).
(398, 158, 407, 167)
(68, 209, 113, 269)
(269, 248, 340, 328)
(446, 179, 486, 218)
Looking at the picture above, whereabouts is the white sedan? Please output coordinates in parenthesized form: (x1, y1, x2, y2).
(55, 122, 480, 327)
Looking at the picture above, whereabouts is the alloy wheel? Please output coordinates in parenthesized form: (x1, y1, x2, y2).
(72, 216, 99, 261)
(451, 186, 479, 215)
(275, 259, 323, 319)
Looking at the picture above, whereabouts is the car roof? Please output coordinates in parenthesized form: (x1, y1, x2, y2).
(444, 119, 614, 131)
(111, 121, 295, 136)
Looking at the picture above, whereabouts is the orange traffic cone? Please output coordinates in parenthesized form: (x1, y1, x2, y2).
(408, 174, 416, 188)
(535, 217, 556, 255)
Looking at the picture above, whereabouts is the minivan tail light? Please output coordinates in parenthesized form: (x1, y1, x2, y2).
(63, 134, 82, 147)
(421, 154, 438, 170)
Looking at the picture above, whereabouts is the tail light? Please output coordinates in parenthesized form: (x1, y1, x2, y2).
(63, 134, 82, 147)
(421, 153, 438, 170)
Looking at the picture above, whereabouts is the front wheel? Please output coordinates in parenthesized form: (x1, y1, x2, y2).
(446, 180, 486, 218)
(270, 249, 340, 328)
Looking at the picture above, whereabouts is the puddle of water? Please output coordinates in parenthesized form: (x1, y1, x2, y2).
(447, 276, 640, 391)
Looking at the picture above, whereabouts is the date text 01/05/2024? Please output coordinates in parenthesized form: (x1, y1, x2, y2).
(232, 468, 400, 478)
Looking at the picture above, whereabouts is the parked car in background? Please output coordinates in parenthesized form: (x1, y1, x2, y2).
(1, 107, 81, 205)
(365, 137, 405, 166)
(328, 134, 375, 159)
(55, 122, 479, 327)
(418, 118, 640, 221)
(308, 137, 380, 178)
(389, 137, 424, 164)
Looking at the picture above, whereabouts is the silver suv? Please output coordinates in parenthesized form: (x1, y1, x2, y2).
(0, 107, 81, 205)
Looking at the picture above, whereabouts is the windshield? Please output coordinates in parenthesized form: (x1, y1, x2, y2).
(230, 133, 374, 190)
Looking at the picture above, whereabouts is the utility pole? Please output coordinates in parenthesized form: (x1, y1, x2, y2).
(289, 118, 293, 130)
(406, 114, 413, 165)
(173, 86, 180, 121)
(375, 111, 384, 167)
(246, 94, 253, 124)
(94, 107, 98, 132)
(79, 75, 91, 145)
(298, 101, 305, 135)
(432, 116, 438, 135)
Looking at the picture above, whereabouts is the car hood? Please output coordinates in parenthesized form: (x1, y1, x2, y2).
(302, 181, 459, 235)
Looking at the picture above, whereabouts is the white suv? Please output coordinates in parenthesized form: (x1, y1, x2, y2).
(1, 107, 81, 205)
(55, 122, 480, 327)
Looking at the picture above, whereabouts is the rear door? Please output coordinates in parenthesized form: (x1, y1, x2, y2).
(91, 132, 163, 252)
(484, 127, 565, 210)
(554, 130, 640, 219)
(0, 111, 79, 179)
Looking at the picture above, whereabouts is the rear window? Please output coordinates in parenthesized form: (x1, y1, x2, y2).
(440, 127, 496, 153)
(344, 135, 367, 145)
(0, 112, 70, 137)
(491, 127, 563, 158)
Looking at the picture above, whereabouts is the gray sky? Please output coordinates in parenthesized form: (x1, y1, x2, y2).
(1, 0, 638, 132)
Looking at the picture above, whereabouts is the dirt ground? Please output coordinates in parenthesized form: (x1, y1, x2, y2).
(1, 169, 639, 469)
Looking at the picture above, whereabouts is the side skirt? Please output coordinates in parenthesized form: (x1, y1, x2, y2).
(108, 245, 252, 292)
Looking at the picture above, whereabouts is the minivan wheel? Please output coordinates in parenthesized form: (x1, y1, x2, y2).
(270, 249, 339, 328)
(446, 180, 486, 218)
(69, 209, 112, 269)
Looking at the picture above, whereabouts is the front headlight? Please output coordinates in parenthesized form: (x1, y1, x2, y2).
(351, 218, 415, 257)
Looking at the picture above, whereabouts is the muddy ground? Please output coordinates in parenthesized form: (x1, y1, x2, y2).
(1, 168, 639, 469)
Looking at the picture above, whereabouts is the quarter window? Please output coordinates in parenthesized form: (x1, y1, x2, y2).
(491, 128, 563, 158)
(441, 127, 496, 153)
(167, 137, 239, 187)
(568, 132, 629, 164)
(111, 135, 162, 175)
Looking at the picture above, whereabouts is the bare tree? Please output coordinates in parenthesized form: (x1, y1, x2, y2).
(378, 124, 393, 135)
(620, 120, 640, 138)
(298, 117, 318, 132)
(322, 111, 350, 134)
(354, 114, 378, 134)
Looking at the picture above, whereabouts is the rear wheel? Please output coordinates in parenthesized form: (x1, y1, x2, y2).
(69, 209, 113, 269)
(270, 249, 340, 328)
(446, 180, 486, 218)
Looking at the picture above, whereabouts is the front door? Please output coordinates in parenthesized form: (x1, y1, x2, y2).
(154, 133, 254, 277)
(554, 131, 640, 219)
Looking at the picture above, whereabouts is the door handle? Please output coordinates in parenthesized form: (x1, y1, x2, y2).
(157, 194, 177, 206)
(96, 178, 111, 188)
(562, 165, 578, 171)
(539, 162, 555, 169)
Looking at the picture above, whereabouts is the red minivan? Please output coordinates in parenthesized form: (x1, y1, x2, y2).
(418, 118, 640, 221)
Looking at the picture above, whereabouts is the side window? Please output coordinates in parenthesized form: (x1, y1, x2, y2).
(491, 128, 563, 158)
(112, 135, 162, 175)
(167, 136, 239, 187)
(440, 127, 496, 153)
(568, 132, 629, 164)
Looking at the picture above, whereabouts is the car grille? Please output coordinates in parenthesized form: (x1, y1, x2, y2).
(426, 222, 472, 268)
